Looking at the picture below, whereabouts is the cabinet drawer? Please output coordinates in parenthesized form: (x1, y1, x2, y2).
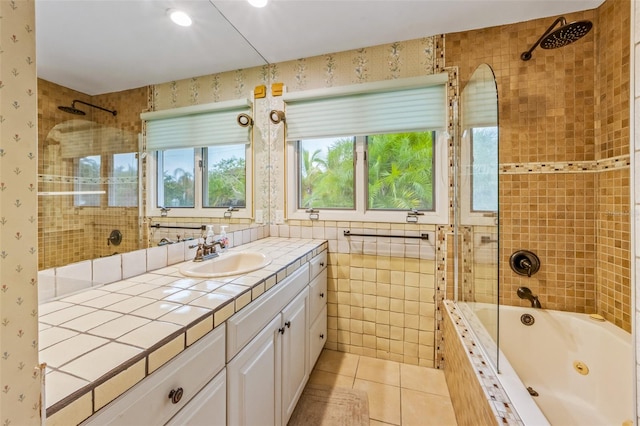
(309, 305, 327, 369)
(308, 268, 327, 322)
(82, 324, 225, 426)
(166, 368, 226, 426)
(309, 250, 327, 280)
(226, 263, 309, 362)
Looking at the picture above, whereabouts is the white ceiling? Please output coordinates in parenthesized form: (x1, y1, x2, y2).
(36, 0, 604, 96)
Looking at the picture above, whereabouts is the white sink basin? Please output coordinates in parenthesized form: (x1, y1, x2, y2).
(179, 251, 272, 278)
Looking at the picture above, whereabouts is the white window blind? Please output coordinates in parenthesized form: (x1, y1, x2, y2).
(142, 99, 252, 151)
(461, 68, 498, 129)
(283, 74, 448, 140)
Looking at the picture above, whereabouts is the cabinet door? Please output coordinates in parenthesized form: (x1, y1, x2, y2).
(166, 369, 226, 426)
(227, 314, 282, 426)
(281, 288, 309, 424)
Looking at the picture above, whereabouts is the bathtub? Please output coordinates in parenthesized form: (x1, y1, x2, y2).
(461, 302, 634, 426)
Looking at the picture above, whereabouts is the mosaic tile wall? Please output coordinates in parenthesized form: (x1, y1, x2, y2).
(446, 2, 631, 331)
(631, 2, 639, 424)
(442, 301, 522, 426)
(37, 79, 149, 269)
(0, 0, 41, 424)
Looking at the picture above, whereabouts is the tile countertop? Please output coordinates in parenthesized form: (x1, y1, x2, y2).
(40, 237, 327, 419)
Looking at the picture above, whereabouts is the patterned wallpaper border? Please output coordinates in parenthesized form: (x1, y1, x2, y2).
(500, 154, 630, 174)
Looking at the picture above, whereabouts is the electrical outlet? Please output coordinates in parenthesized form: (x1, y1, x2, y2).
(275, 210, 284, 224)
(255, 209, 263, 224)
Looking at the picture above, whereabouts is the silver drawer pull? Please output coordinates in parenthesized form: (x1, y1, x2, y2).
(168, 387, 184, 404)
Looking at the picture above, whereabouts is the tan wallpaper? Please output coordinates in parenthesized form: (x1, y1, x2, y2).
(446, 0, 630, 331)
(0, 0, 41, 424)
(37, 80, 148, 269)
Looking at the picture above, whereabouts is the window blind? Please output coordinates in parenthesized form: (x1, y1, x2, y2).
(461, 73, 498, 129)
(142, 99, 252, 150)
(283, 74, 448, 140)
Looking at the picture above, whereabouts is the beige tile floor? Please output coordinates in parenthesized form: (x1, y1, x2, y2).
(308, 349, 458, 426)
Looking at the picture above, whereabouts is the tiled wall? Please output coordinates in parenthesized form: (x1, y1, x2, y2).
(270, 221, 439, 367)
(37, 79, 149, 269)
(446, 1, 631, 331)
(632, 1, 639, 424)
(0, 0, 41, 424)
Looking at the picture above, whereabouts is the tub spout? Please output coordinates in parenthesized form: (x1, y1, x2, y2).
(517, 287, 542, 308)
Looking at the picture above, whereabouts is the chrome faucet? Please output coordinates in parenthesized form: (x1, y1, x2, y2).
(517, 287, 542, 308)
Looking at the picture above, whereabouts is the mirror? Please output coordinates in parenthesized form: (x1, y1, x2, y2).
(456, 63, 499, 368)
(36, 2, 270, 273)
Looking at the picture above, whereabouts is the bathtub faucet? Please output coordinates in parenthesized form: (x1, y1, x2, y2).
(517, 287, 542, 308)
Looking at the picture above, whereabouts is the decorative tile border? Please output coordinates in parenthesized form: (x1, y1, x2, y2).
(500, 154, 630, 174)
(442, 300, 524, 426)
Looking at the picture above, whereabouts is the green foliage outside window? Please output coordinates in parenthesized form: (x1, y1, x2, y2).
(298, 132, 434, 211)
(205, 157, 246, 208)
(367, 132, 434, 210)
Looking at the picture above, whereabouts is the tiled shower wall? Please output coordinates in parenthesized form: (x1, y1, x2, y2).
(446, 1, 631, 331)
(37, 80, 149, 269)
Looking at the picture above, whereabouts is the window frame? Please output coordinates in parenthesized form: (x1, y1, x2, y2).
(460, 127, 498, 226)
(286, 131, 448, 224)
(147, 144, 253, 219)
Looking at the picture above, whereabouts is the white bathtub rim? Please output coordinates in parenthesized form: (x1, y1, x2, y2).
(454, 301, 551, 426)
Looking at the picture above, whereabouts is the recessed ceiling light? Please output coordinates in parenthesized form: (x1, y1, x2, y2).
(168, 9, 192, 27)
(248, 0, 268, 8)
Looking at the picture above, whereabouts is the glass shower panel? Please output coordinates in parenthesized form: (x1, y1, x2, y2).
(456, 64, 500, 370)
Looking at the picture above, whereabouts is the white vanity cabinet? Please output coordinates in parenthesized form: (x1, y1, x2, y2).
(81, 324, 226, 426)
(227, 265, 310, 426)
(166, 369, 226, 426)
(308, 251, 328, 368)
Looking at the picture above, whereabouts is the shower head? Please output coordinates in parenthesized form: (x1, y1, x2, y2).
(58, 104, 86, 115)
(521, 17, 593, 61)
(58, 100, 117, 116)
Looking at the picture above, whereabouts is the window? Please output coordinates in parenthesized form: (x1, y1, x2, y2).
(142, 99, 254, 219)
(150, 144, 251, 218)
(285, 74, 449, 223)
(203, 144, 246, 208)
(289, 131, 447, 223)
(109, 152, 138, 207)
(470, 127, 498, 212)
(74, 155, 101, 207)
